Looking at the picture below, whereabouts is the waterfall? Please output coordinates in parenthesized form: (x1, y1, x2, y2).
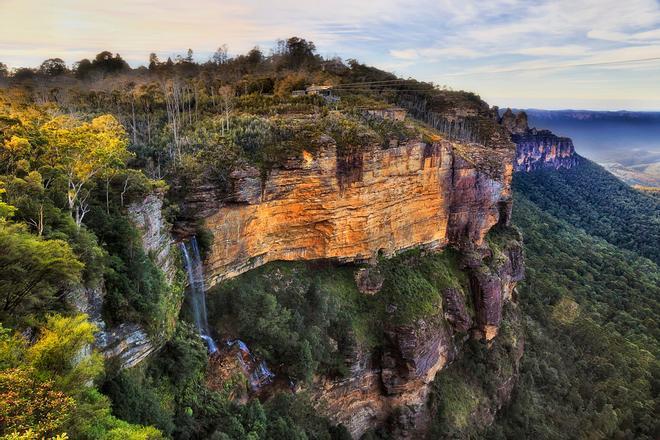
(179, 236, 274, 389)
(179, 237, 218, 354)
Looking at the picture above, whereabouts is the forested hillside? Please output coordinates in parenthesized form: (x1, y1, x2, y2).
(485, 169, 660, 439)
(514, 156, 660, 263)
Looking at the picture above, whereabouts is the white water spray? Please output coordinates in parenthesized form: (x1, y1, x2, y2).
(179, 237, 218, 353)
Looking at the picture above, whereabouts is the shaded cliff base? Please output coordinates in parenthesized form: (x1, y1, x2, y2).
(198, 224, 523, 438)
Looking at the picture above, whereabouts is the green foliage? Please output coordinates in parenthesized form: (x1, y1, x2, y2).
(1, 106, 174, 333)
(0, 366, 75, 439)
(0, 221, 83, 321)
(234, 93, 325, 116)
(321, 111, 379, 154)
(84, 202, 173, 333)
(1, 172, 106, 287)
(487, 186, 660, 439)
(0, 187, 15, 218)
(0, 315, 162, 440)
(514, 157, 660, 263)
(207, 262, 361, 381)
(378, 248, 467, 325)
(428, 304, 523, 438)
(103, 322, 348, 440)
(206, 248, 467, 383)
(102, 368, 175, 436)
(26, 314, 103, 389)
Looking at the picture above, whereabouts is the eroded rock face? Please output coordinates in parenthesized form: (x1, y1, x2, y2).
(501, 109, 578, 172)
(97, 323, 156, 369)
(468, 232, 525, 341)
(197, 139, 514, 287)
(127, 189, 177, 283)
(500, 108, 528, 135)
(442, 287, 472, 333)
(354, 267, 384, 295)
(513, 129, 578, 171)
(68, 190, 179, 369)
(499, 109, 577, 172)
(311, 240, 524, 438)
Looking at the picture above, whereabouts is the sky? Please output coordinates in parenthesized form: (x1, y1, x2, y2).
(1, 0, 660, 110)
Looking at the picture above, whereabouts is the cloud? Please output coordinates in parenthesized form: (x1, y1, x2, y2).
(588, 28, 660, 44)
(517, 45, 589, 57)
(390, 46, 483, 60)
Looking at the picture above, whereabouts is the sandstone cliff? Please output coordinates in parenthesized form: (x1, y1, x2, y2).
(192, 138, 514, 288)
(502, 110, 578, 171)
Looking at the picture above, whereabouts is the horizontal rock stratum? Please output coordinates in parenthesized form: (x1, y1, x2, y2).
(195, 138, 515, 288)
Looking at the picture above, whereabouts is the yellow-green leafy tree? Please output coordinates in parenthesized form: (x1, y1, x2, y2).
(0, 315, 163, 440)
(40, 115, 132, 227)
(0, 221, 83, 318)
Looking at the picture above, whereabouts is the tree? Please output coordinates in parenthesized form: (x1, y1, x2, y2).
(41, 114, 132, 226)
(11, 68, 36, 81)
(93, 51, 128, 74)
(39, 58, 67, 77)
(26, 314, 103, 388)
(212, 45, 229, 65)
(0, 367, 75, 439)
(0, 187, 16, 219)
(218, 85, 234, 134)
(0, 221, 83, 317)
(148, 53, 160, 71)
(74, 59, 93, 79)
(0, 62, 7, 78)
(278, 37, 319, 69)
(0, 317, 164, 439)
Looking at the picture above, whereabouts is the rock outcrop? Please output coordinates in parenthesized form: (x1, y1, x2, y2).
(311, 237, 524, 438)
(513, 129, 578, 171)
(501, 109, 578, 171)
(193, 138, 514, 287)
(68, 189, 181, 369)
(127, 189, 177, 283)
(500, 108, 528, 135)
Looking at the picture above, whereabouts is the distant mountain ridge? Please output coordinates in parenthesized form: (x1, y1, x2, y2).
(512, 109, 660, 121)
(502, 108, 660, 187)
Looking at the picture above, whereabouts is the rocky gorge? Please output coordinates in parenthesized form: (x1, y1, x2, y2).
(67, 104, 582, 436)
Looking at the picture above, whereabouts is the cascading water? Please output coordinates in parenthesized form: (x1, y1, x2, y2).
(179, 236, 274, 389)
(227, 339, 275, 389)
(179, 237, 218, 354)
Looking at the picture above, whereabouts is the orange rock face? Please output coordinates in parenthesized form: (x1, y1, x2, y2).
(202, 139, 513, 288)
